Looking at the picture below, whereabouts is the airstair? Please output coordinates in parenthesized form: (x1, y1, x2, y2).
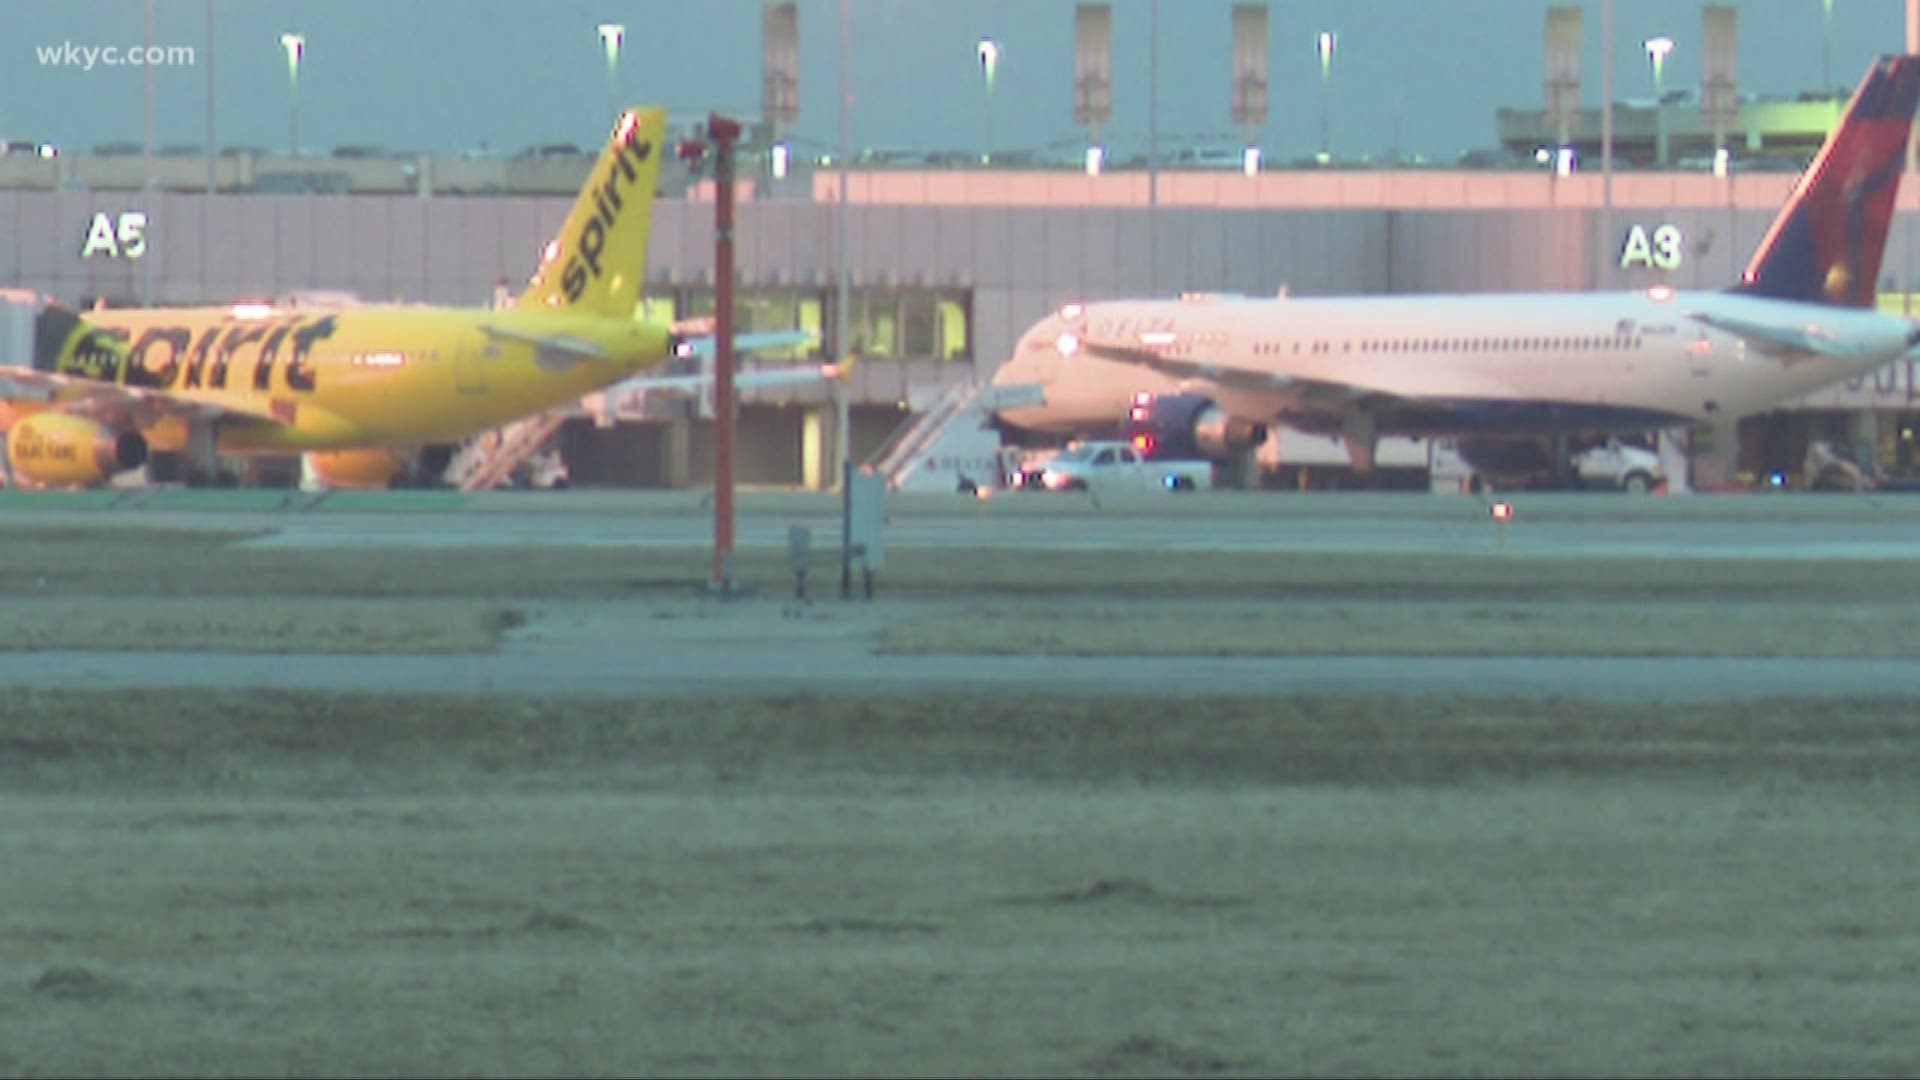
(870, 380, 1051, 493)
(868, 380, 979, 485)
(448, 411, 568, 492)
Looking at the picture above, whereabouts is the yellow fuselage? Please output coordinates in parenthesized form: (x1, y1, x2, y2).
(75, 305, 669, 453)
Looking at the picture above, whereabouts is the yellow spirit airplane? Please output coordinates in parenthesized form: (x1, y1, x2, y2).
(0, 108, 687, 489)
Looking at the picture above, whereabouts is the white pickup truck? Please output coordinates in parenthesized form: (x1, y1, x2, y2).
(1569, 438, 1665, 493)
(1038, 440, 1211, 493)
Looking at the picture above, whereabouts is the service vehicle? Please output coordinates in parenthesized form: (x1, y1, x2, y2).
(1037, 440, 1211, 493)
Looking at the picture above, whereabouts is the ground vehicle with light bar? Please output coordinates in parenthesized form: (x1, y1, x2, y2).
(1037, 439, 1210, 493)
(1568, 438, 1665, 493)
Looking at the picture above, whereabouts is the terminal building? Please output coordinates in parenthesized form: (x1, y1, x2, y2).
(9, 154, 1920, 491)
(8, 0, 1920, 492)
(11, 0, 1920, 490)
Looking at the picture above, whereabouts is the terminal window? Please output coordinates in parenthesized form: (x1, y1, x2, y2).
(646, 284, 970, 364)
(848, 287, 970, 362)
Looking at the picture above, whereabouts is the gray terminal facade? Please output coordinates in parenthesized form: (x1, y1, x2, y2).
(8, 173, 1920, 487)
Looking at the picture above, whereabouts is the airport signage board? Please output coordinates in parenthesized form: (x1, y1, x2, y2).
(1619, 223, 1683, 271)
(79, 210, 147, 260)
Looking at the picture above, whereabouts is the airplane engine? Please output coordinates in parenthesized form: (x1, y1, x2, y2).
(305, 448, 412, 490)
(6, 413, 147, 488)
(1120, 392, 1267, 460)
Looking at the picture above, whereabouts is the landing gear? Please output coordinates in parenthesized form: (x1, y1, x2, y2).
(1548, 431, 1573, 489)
(1218, 447, 1259, 490)
(1341, 417, 1380, 489)
(183, 419, 220, 486)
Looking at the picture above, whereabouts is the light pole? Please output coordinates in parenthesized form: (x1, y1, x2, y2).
(204, 0, 215, 193)
(1147, 0, 1158, 296)
(834, 0, 850, 489)
(1822, 0, 1833, 95)
(1645, 35, 1673, 167)
(143, 0, 155, 306)
(977, 38, 999, 165)
(1600, 0, 1614, 289)
(597, 23, 624, 128)
(1316, 31, 1336, 164)
(279, 32, 303, 157)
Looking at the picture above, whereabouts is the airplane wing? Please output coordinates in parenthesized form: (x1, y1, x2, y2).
(481, 326, 816, 373)
(616, 357, 850, 396)
(1078, 339, 1520, 412)
(671, 329, 818, 359)
(1685, 311, 1864, 361)
(478, 324, 608, 370)
(631, 329, 836, 394)
(0, 365, 292, 427)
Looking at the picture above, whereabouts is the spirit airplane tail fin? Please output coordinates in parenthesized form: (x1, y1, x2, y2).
(518, 108, 665, 319)
(1734, 55, 1920, 309)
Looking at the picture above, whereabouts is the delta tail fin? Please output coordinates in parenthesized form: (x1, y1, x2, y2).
(1733, 55, 1920, 309)
(518, 108, 665, 318)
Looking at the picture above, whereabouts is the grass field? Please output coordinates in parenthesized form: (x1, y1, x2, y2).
(2, 513, 1916, 1074)
(0, 597, 519, 653)
(875, 599, 1920, 658)
(2, 692, 1917, 1077)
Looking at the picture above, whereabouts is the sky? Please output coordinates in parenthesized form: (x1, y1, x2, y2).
(2, 0, 1908, 163)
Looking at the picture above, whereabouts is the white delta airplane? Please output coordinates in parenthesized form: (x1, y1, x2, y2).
(992, 55, 1920, 481)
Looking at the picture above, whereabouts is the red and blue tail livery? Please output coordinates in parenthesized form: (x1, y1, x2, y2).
(1735, 54, 1920, 309)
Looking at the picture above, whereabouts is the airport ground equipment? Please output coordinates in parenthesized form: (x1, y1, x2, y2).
(1038, 440, 1210, 493)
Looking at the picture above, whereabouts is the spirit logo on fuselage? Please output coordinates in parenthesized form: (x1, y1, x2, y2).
(60, 314, 340, 394)
(560, 125, 654, 304)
